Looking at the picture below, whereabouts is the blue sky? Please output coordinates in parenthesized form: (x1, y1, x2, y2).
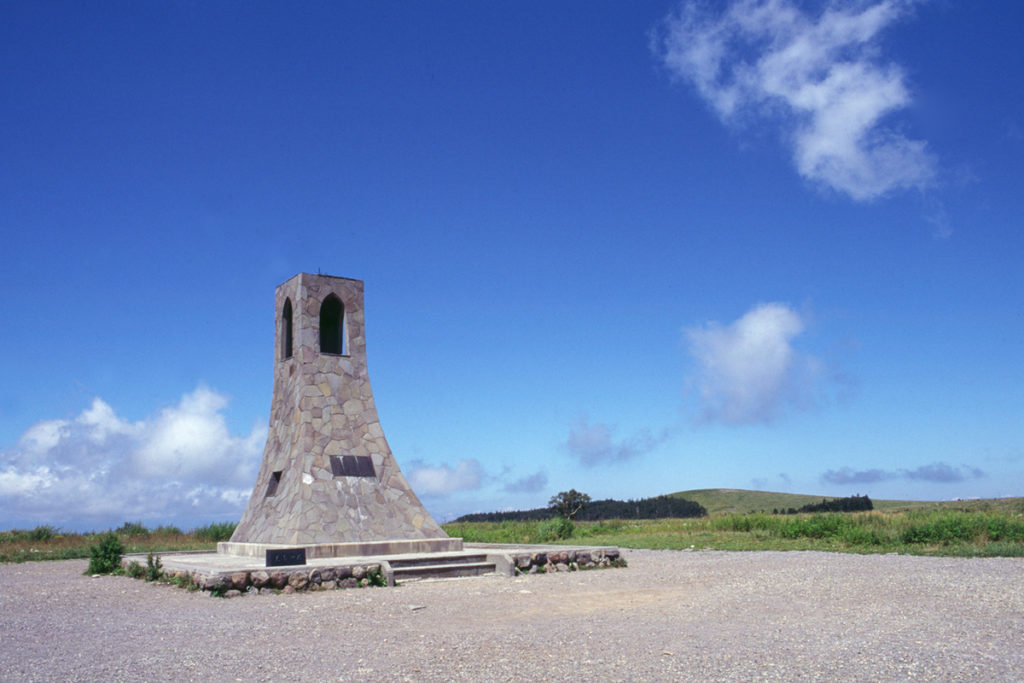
(2, 0, 1022, 531)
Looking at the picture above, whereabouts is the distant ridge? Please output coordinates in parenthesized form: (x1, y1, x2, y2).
(669, 489, 1021, 515)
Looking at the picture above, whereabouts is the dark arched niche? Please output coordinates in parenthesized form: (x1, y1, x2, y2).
(281, 298, 293, 359)
(319, 294, 344, 354)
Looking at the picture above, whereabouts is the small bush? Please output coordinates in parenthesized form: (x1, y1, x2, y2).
(152, 525, 183, 535)
(365, 568, 387, 587)
(86, 532, 124, 574)
(145, 553, 163, 581)
(116, 521, 149, 536)
(534, 517, 575, 543)
(125, 561, 146, 579)
(29, 525, 60, 541)
(192, 521, 237, 542)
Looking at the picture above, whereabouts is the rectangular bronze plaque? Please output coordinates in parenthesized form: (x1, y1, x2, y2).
(329, 454, 376, 478)
(266, 547, 306, 567)
(355, 455, 375, 477)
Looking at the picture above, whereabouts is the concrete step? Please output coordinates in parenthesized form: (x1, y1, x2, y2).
(391, 560, 497, 581)
(388, 553, 488, 569)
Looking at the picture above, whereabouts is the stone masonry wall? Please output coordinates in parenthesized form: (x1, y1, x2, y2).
(231, 274, 446, 545)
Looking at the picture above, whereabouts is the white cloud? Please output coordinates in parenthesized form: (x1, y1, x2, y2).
(565, 417, 667, 467)
(686, 302, 821, 424)
(0, 386, 265, 529)
(407, 459, 486, 497)
(654, 0, 935, 200)
(503, 471, 548, 494)
(822, 462, 986, 485)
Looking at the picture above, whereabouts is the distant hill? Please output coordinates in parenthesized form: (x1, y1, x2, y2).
(670, 489, 1024, 515)
(453, 489, 1024, 524)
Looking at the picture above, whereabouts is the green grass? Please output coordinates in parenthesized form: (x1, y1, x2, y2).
(443, 507, 1024, 557)
(6, 493, 1024, 563)
(0, 522, 236, 563)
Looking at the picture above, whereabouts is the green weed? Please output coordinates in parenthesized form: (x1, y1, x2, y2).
(86, 532, 123, 574)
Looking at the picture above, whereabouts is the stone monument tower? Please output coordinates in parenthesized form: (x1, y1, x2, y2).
(229, 273, 451, 550)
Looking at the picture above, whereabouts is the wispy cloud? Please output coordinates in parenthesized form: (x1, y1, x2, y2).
(653, 0, 935, 200)
(686, 302, 822, 424)
(0, 387, 264, 529)
(565, 417, 668, 467)
(821, 462, 986, 485)
(407, 459, 486, 496)
(503, 471, 548, 494)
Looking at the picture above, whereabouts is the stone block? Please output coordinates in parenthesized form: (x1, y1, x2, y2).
(288, 572, 309, 590)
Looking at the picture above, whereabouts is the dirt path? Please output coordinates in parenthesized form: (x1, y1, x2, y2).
(2, 549, 1022, 681)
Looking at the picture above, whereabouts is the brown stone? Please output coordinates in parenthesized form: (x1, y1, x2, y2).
(230, 572, 249, 590)
(269, 571, 288, 589)
(288, 572, 309, 590)
(250, 570, 270, 588)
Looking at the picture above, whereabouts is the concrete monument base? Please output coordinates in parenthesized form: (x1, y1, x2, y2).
(218, 537, 464, 559)
(125, 543, 623, 593)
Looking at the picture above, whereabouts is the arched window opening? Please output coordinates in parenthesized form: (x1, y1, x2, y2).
(319, 294, 345, 354)
(281, 298, 293, 360)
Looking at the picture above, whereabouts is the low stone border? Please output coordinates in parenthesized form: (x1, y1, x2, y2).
(125, 559, 386, 597)
(511, 547, 623, 574)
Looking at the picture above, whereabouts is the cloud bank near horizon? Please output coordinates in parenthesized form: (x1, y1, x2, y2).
(0, 387, 264, 530)
(654, 0, 935, 200)
(821, 462, 986, 485)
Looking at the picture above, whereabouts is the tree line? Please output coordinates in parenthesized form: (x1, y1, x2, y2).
(773, 494, 873, 515)
(454, 493, 707, 523)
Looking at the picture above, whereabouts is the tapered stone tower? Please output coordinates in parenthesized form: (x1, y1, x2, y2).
(228, 274, 452, 552)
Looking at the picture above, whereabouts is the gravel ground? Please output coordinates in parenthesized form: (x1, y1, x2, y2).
(1, 549, 1022, 681)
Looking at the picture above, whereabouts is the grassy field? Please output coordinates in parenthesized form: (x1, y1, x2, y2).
(0, 522, 236, 563)
(443, 506, 1024, 557)
(5, 492, 1024, 562)
(444, 491, 1024, 557)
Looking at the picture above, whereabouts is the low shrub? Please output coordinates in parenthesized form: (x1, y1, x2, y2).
(145, 553, 163, 581)
(116, 521, 149, 536)
(124, 561, 146, 579)
(534, 517, 575, 543)
(364, 568, 387, 587)
(86, 532, 124, 574)
(192, 521, 237, 542)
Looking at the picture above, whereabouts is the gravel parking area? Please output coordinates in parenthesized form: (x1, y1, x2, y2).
(2, 549, 1022, 681)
